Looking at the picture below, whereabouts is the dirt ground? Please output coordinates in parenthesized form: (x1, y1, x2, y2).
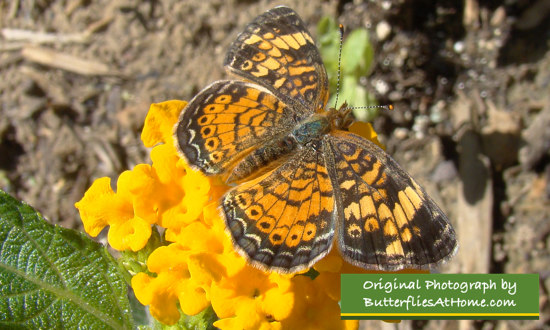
(1, 0, 549, 328)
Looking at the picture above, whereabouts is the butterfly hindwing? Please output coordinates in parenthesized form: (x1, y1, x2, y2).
(324, 131, 458, 270)
(221, 142, 335, 273)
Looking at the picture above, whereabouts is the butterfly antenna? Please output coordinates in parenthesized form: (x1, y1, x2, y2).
(333, 24, 344, 109)
(334, 24, 393, 113)
(346, 104, 394, 111)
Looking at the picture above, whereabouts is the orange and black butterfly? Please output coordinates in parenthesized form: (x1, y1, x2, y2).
(175, 6, 458, 273)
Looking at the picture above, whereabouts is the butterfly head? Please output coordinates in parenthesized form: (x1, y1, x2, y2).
(326, 102, 354, 131)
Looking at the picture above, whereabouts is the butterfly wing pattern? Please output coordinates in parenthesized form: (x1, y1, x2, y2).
(222, 142, 336, 273)
(224, 6, 329, 115)
(175, 80, 297, 176)
(174, 6, 458, 274)
(324, 131, 457, 270)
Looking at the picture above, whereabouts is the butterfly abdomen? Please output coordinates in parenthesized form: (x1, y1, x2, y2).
(228, 113, 332, 183)
(227, 136, 296, 183)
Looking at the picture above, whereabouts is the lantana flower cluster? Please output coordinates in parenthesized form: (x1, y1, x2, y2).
(75, 100, 411, 329)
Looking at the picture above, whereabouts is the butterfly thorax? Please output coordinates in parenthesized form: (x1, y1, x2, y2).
(292, 103, 354, 144)
(290, 113, 331, 145)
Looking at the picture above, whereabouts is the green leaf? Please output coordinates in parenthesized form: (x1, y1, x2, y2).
(328, 75, 379, 122)
(342, 28, 373, 76)
(119, 226, 163, 281)
(150, 306, 217, 330)
(181, 306, 217, 330)
(351, 89, 380, 123)
(0, 190, 134, 329)
(328, 75, 354, 109)
(318, 15, 379, 122)
(317, 16, 341, 80)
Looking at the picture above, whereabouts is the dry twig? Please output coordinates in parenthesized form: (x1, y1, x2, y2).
(21, 45, 122, 77)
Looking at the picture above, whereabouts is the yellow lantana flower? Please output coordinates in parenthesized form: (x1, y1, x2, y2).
(76, 100, 406, 329)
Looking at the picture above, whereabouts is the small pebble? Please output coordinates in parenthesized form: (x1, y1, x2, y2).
(376, 20, 391, 40)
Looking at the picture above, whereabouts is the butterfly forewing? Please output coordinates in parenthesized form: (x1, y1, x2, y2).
(175, 80, 297, 175)
(224, 6, 329, 115)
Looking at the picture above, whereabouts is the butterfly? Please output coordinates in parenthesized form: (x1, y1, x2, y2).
(174, 6, 458, 273)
